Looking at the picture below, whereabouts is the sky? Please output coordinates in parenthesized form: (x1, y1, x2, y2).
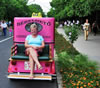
(27, 0, 52, 14)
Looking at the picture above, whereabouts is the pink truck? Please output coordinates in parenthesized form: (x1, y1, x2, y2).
(7, 17, 56, 80)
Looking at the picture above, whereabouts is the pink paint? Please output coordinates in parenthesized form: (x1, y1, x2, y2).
(8, 61, 52, 74)
(14, 17, 55, 43)
(8, 17, 55, 75)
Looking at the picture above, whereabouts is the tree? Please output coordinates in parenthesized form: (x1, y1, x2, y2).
(47, 8, 56, 17)
(0, 0, 6, 20)
(0, 0, 29, 21)
(48, 0, 100, 21)
(0, 0, 45, 21)
(28, 4, 45, 17)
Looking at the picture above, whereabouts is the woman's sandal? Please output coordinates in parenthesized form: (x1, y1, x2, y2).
(29, 75, 34, 79)
(38, 65, 43, 70)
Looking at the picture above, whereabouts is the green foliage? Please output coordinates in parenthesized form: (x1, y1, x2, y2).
(55, 22, 59, 28)
(0, 0, 29, 21)
(58, 52, 100, 88)
(55, 30, 79, 55)
(64, 24, 81, 43)
(74, 54, 98, 70)
(47, 8, 56, 17)
(0, 0, 45, 21)
(55, 30, 100, 88)
(58, 51, 98, 71)
(96, 0, 100, 10)
(48, 0, 100, 21)
(58, 51, 74, 69)
(28, 4, 45, 17)
(0, 0, 6, 19)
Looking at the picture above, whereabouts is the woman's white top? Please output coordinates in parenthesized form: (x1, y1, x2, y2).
(83, 23, 90, 30)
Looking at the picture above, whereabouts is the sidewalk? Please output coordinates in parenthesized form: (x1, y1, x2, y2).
(57, 27, 100, 67)
(74, 33, 100, 65)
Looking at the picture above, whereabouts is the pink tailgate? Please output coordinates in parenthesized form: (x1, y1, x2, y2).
(14, 17, 55, 43)
(8, 61, 55, 74)
(8, 17, 55, 74)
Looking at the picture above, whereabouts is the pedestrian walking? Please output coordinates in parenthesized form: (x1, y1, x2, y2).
(92, 21, 99, 36)
(8, 21, 12, 27)
(64, 21, 67, 26)
(9, 26, 13, 36)
(83, 19, 91, 40)
(1, 20, 8, 36)
(76, 20, 80, 25)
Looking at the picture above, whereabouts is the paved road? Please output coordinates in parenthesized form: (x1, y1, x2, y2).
(0, 34, 58, 88)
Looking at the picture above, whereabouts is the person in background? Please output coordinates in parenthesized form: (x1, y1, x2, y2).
(8, 21, 12, 27)
(83, 19, 91, 40)
(92, 21, 99, 36)
(25, 24, 45, 79)
(64, 21, 67, 26)
(9, 26, 13, 36)
(1, 20, 8, 36)
(73, 20, 75, 24)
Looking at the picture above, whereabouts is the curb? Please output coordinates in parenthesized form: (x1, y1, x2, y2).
(54, 50, 62, 88)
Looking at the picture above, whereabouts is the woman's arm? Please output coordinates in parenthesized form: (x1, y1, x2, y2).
(38, 41, 45, 49)
(25, 40, 45, 49)
(24, 40, 32, 48)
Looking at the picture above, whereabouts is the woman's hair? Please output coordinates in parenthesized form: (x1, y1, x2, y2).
(30, 24, 37, 29)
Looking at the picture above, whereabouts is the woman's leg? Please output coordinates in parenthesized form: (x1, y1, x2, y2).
(29, 48, 42, 69)
(94, 28, 97, 35)
(29, 54, 35, 78)
(27, 48, 42, 69)
(86, 30, 89, 40)
(84, 30, 86, 40)
(3, 28, 7, 36)
(93, 28, 95, 35)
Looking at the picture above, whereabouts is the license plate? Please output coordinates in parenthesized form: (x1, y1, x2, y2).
(24, 61, 37, 70)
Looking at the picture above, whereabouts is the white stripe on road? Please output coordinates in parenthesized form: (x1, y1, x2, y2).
(0, 36, 13, 43)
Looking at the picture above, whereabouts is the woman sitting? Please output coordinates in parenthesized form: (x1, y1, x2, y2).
(25, 24, 45, 79)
